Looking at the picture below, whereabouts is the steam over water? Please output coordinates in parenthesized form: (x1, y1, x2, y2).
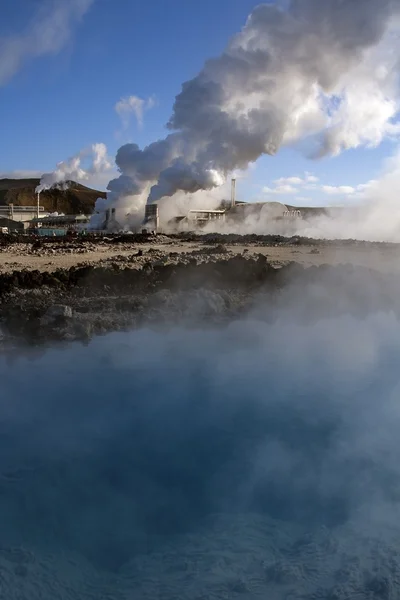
(2, 313, 400, 598)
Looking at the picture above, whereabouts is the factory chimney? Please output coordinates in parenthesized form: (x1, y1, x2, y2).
(36, 193, 40, 219)
(230, 178, 236, 208)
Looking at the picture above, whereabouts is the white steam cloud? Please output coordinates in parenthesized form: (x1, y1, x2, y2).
(36, 143, 114, 193)
(100, 0, 400, 226)
(230, 144, 400, 242)
(0, 0, 94, 86)
(115, 95, 156, 129)
(301, 147, 400, 241)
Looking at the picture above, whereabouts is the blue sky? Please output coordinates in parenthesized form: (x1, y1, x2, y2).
(0, 0, 397, 205)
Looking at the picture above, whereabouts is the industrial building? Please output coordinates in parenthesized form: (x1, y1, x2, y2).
(84, 176, 310, 236)
(167, 180, 303, 232)
(0, 204, 49, 224)
(28, 215, 90, 236)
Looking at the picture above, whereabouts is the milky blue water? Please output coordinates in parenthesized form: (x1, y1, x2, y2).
(1, 314, 400, 598)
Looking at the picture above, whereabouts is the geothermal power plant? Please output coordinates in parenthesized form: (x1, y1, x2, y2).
(0, 177, 315, 238)
(96, 178, 308, 236)
(3, 0, 400, 598)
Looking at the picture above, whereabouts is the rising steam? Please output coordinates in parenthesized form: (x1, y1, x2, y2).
(36, 143, 113, 193)
(99, 0, 400, 223)
(3, 292, 400, 596)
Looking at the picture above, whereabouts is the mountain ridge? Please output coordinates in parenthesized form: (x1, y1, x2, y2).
(0, 179, 106, 215)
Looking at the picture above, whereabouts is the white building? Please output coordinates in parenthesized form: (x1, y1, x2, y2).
(0, 204, 49, 224)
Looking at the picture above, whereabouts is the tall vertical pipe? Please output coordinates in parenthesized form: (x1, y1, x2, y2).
(231, 178, 236, 208)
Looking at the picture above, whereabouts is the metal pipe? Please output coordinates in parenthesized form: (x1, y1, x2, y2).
(231, 178, 236, 208)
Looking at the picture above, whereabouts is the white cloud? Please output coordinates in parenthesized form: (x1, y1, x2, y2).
(262, 170, 378, 204)
(274, 176, 303, 186)
(0, 0, 94, 86)
(263, 184, 297, 195)
(321, 185, 356, 195)
(263, 171, 320, 196)
(305, 173, 319, 183)
(115, 95, 156, 129)
(273, 173, 320, 187)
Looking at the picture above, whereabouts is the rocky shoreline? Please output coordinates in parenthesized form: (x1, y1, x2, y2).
(0, 253, 273, 344)
(1, 242, 399, 347)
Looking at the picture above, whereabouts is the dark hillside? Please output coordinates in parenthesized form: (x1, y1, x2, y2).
(0, 179, 106, 214)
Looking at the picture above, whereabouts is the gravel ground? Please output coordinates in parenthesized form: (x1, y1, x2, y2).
(1, 232, 400, 272)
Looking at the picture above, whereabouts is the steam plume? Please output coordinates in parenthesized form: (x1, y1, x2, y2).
(102, 0, 400, 221)
(115, 95, 156, 129)
(36, 143, 113, 193)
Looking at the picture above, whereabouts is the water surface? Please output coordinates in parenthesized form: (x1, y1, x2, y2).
(1, 314, 400, 598)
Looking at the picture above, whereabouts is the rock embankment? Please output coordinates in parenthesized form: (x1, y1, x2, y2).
(0, 249, 399, 347)
(0, 254, 273, 343)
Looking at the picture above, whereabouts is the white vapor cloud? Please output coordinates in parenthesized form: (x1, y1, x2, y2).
(115, 95, 156, 129)
(252, 144, 400, 242)
(0, 0, 95, 86)
(3, 294, 400, 596)
(99, 0, 400, 226)
(36, 143, 115, 193)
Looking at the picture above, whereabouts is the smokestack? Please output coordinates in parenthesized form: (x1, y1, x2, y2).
(36, 193, 40, 219)
(231, 178, 236, 208)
